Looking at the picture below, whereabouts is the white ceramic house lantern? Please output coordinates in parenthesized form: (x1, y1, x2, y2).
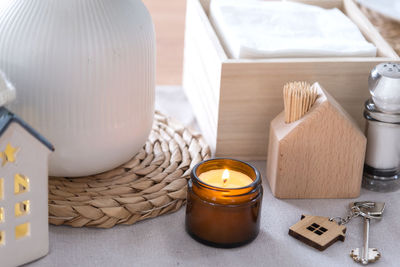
(0, 74, 54, 266)
(0, 0, 155, 177)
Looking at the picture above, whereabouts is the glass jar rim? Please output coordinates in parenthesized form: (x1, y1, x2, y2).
(191, 158, 261, 192)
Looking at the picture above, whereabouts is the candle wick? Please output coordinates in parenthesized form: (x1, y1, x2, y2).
(222, 169, 230, 186)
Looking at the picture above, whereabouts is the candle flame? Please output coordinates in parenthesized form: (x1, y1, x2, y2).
(222, 169, 229, 185)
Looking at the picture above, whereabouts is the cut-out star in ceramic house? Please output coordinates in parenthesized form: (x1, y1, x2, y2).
(0, 143, 19, 166)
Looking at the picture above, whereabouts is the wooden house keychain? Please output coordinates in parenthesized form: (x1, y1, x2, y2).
(289, 201, 385, 264)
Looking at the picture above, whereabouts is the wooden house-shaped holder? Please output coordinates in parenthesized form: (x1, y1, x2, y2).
(266, 83, 366, 198)
(0, 107, 54, 266)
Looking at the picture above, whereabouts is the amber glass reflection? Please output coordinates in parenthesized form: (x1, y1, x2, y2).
(185, 158, 263, 248)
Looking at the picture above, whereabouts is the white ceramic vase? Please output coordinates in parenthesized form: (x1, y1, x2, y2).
(0, 0, 155, 177)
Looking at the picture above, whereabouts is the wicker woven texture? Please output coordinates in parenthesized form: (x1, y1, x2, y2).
(360, 5, 400, 55)
(48, 112, 211, 228)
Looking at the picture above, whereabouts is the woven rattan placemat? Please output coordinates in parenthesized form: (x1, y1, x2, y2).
(48, 112, 211, 228)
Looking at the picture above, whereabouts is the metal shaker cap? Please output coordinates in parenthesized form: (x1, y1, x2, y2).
(369, 62, 400, 113)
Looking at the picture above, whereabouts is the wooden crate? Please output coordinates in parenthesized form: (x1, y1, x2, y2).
(182, 0, 399, 160)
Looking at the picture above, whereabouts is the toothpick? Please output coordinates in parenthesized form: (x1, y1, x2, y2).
(283, 82, 318, 123)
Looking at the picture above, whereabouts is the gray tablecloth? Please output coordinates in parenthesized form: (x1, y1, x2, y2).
(29, 86, 399, 267)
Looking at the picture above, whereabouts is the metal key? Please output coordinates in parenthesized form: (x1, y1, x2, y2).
(350, 202, 385, 265)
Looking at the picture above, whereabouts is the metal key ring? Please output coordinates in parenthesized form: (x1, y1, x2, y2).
(329, 217, 344, 225)
(353, 204, 383, 220)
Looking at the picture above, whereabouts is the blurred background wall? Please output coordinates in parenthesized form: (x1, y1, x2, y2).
(143, 0, 186, 85)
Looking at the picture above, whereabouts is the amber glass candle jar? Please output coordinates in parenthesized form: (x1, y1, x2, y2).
(185, 158, 263, 248)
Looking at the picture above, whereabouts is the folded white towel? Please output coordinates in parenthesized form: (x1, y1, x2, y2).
(210, 0, 377, 59)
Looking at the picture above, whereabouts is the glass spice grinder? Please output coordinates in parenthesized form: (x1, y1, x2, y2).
(363, 62, 400, 192)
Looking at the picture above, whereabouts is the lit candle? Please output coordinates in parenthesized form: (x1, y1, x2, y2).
(198, 169, 253, 188)
(185, 158, 263, 248)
